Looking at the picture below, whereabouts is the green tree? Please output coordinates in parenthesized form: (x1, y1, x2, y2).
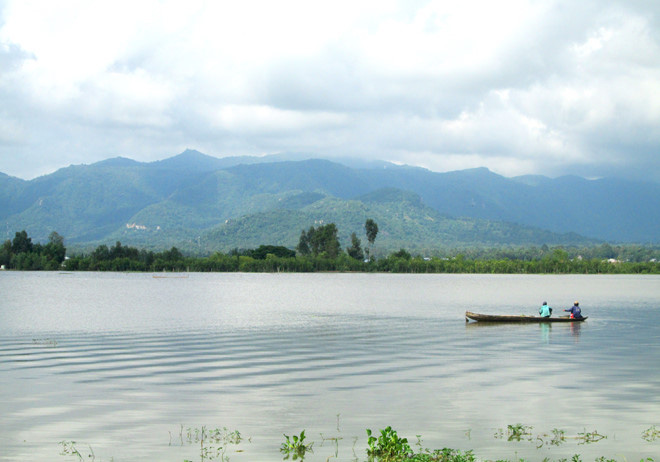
(364, 219, 379, 260)
(390, 248, 411, 260)
(0, 239, 11, 267)
(296, 229, 311, 256)
(42, 231, 66, 265)
(315, 223, 341, 258)
(365, 219, 379, 245)
(92, 244, 110, 261)
(297, 224, 341, 258)
(594, 243, 616, 259)
(250, 245, 296, 260)
(162, 246, 183, 262)
(11, 230, 33, 254)
(346, 232, 364, 260)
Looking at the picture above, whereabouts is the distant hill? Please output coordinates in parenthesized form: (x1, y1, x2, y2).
(1, 150, 658, 253)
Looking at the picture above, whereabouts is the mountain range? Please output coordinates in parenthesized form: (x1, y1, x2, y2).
(1, 149, 658, 254)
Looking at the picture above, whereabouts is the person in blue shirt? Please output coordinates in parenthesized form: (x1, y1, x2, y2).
(565, 301, 583, 319)
(539, 301, 552, 317)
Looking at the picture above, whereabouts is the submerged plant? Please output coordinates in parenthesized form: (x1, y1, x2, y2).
(506, 423, 533, 441)
(533, 428, 567, 448)
(576, 429, 606, 444)
(495, 423, 534, 442)
(409, 447, 476, 461)
(59, 441, 83, 460)
(59, 441, 95, 461)
(642, 425, 660, 442)
(173, 425, 247, 462)
(550, 428, 566, 446)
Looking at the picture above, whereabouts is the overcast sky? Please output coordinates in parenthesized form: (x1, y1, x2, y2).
(0, 0, 658, 181)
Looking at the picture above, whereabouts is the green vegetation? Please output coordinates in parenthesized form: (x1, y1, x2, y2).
(498, 423, 534, 441)
(4, 152, 659, 249)
(59, 440, 92, 460)
(57, 423, 658, 462)
(1, 230, 66, 270)
(296, 223, 342, 258)
(366, 426, 413, 460)
(347, 231, 365, 260)
(494, 425, 608, 449)
(3, 229, 659, 273)
(169, 425, 246, 462)
(280, 430, 313, 459)
(642, 425, 660, 442)
(365, 217, 379, 261)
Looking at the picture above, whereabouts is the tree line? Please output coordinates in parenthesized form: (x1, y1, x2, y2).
(295, 219, 378, 260)
(1, 226, 658, 274)
(1, 231, 66, 270)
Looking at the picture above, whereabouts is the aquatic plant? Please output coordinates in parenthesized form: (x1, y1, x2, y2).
(59, 441, 94, 461)
(171, 425, 248, 462)
(550, 428, 566, 446)
(408, 447, 476, 461)
(576, 429, 606, 444)
(494, 423, 534, 442)
(280, 430, 313, 459)
(506, 423, 533, 441)
(642, 424, 660, 442)
(531, 428, 567, 448)
(56, 423, 659, 462)
(366, 426, 412, 460)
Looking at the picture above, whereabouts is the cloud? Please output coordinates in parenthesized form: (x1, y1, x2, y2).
(0, 0, 658, 181)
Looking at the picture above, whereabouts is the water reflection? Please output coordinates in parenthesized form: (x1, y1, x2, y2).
(0, 272, 658, 462)
(465, 320, 583, 345)
(569, 321, 581, 341)
(539, 323, 551, 344)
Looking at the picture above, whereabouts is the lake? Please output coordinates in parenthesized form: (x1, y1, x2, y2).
(0, 272, 658, 461)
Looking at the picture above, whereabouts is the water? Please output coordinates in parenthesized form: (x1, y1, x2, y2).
(0, 272, 658, 461)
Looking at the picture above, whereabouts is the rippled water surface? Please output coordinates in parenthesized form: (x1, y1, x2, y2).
(1, 272, 659, 461)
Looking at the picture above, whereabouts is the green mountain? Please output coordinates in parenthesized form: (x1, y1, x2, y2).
(1, 150, 657, 254)
(106, 187, 590, 254)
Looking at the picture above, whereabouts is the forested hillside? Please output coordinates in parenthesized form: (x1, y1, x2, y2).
(1, 150, 658, 253)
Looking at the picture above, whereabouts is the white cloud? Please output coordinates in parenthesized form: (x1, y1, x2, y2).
(0, 0, 658, 181)
(208, 104, 347, 134)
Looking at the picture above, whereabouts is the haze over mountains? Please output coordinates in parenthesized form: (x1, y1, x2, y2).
(1, 150, 658, 253)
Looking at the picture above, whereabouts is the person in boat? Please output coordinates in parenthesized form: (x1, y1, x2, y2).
(539, 301, 553, 317)
(565, 301, 583, 319)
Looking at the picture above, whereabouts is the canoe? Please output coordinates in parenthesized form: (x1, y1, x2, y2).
(465, 310, 587, 323)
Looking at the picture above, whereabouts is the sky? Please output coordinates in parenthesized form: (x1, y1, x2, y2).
(0, 0, 658, 181)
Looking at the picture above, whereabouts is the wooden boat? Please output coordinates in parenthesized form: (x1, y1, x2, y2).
(465, 310, 587, 323)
